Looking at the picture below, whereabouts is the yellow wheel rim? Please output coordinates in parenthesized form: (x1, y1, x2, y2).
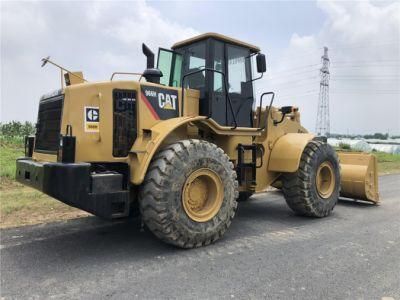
(316, 161, 335, 199)
(182, 168, 223, 222)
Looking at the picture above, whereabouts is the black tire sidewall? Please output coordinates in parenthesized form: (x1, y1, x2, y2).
(142, 140, 237, 243)
(308, 143, 340, 213)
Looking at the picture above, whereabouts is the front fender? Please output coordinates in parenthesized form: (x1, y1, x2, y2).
(129, 116, 206, 185)
(268, 133, 315, 172)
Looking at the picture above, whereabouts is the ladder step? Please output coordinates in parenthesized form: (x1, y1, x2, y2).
(236, 143, 258, 186)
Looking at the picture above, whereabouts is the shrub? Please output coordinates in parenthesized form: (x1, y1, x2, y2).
(0, 121, 35, 137)
(339, 142, 351, 150)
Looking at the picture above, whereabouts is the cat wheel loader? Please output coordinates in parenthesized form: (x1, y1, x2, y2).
(16, 33, 379, 248)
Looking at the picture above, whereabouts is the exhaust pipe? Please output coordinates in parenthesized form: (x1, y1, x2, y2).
(141, 43, 162, 84)
(142, 43, 154, 69)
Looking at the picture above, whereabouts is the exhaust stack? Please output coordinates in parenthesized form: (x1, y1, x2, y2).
(142, 43, 155, 69)
(141, 43, 162, 83)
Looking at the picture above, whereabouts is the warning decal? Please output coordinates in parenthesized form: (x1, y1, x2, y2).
(84, 106, 100, 132)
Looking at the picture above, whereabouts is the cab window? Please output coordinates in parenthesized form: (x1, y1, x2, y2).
(182, 42, 206, 90)
(227, 45, 252, 95)
(157, 48, 183, 87)
(213, 40, 225, 92)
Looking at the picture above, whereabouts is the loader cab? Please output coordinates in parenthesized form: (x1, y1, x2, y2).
(157, 33, 263, 127)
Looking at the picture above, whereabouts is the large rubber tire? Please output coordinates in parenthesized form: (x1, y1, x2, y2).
(282, 140, 340, 217)
(139, 139, 238, 248)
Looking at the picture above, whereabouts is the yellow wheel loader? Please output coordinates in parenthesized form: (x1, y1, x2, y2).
(16, 33, 379, 248)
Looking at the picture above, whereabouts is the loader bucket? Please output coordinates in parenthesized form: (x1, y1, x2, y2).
(338, 152, 379, 203)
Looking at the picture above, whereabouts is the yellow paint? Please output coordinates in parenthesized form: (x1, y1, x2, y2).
(338, 152, 379, 203)
(182, 168, 224, 222)
(129, 116, 206, 184)
(268, 133, 315, 172)
(316, 161, 335, 198)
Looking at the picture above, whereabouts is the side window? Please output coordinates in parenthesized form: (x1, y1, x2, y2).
(157, 49, 183, 87)
(227, 45, 251, 94)
(183, 42, 206, 90)
(171, 54, 182, 87)
(213, 41, 225, 92)
(158, 49, 173, 86)
(189, 56, 205, 69)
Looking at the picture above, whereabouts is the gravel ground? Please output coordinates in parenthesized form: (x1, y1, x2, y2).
(1, 174, 399, 299)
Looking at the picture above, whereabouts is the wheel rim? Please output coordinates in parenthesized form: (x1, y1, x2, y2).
(316, 161, 335, 199)
(182, 168, 223, 222)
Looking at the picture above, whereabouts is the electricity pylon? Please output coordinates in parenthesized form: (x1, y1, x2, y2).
(315, 47, 330, 137)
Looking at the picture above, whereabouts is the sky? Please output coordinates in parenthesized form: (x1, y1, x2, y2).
(1, 0, 399, 135)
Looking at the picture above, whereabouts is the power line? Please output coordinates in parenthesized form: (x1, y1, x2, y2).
(268, 63, 321, 74)
(331, 74, 400, 78)
(331, 78, 399, 81)
(331, 59, 400, 64)
(331, 64, 400, 68)
(267, 76, 319, 85)
(269, 70, 320, 79)
(329, 41, 400, 51)
(273, 49, 323, 63)
(331, 91, 400, 94)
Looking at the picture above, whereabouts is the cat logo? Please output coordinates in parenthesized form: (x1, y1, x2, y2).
(86, 108, 99, 121)
(158, 93, 177, 110)
(142, 86, 179, 120)
(84, 106, 100, 133)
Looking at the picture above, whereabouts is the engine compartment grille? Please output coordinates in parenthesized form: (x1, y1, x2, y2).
(113, 89, 137, 157)
(35, 93, 64, 153)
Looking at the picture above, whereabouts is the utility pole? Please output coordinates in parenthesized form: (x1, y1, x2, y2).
(315, 47, 330, 137)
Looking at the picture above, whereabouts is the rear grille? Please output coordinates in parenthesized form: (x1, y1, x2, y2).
(35, 93, 64, 153)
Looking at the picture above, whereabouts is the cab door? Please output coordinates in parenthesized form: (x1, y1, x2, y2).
(209, 40, 227, 126)
(209, 42, 254, 127)
(225, 44, 254, 128)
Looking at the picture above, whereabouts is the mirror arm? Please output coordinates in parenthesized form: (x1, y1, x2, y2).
(248, 72, 263, 83)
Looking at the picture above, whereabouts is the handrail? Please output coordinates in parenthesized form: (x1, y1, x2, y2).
(257, 92, 275, 132)
(181, 67, 238, 129)
(110, 72, 143, 81)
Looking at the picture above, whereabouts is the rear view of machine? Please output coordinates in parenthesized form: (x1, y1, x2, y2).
(16, 33, 379, 248)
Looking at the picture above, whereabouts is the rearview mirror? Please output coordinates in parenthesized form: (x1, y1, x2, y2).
(256, 53, 266, 73)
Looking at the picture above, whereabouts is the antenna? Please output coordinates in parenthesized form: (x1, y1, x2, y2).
(41, 56, 87, 88)
(315, 47, 330, 137)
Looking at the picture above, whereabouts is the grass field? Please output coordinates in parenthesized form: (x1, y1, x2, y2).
(0, 140, 89, 228)
(1, 139, 399, 228)
(373, 151, 400, 174)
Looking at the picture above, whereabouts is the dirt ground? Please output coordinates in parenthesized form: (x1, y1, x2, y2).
(0, 178, 89, 229)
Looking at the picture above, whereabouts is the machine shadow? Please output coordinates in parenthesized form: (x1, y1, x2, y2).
(338, 197, 378, 208)
(7, 189, 382, 275)
(4, 192, 319, 269)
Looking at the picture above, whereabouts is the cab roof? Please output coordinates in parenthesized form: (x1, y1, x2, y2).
(172, 32, 260, 53)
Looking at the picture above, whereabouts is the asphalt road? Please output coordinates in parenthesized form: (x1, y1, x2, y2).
(1, 174, 399, 299)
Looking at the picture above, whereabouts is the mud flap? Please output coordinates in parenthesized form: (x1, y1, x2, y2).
(338, 152, 380, 203)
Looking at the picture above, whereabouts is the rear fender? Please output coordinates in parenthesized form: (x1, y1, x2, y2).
(129, 116, 206, 185)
